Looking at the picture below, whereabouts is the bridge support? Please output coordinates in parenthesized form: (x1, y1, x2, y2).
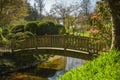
(11, 49, 14, 53)
(10, 39, 14, 53)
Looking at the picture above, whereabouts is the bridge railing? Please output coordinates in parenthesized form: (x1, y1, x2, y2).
(11, 35, 65, 50)
(10, 35, 108, 54)
(0, 41, 12, 52)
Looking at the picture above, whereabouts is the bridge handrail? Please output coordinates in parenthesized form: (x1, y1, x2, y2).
(9, 35, 108, 54)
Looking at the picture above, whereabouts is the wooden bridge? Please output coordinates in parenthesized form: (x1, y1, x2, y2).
(1, 35, 108, 60)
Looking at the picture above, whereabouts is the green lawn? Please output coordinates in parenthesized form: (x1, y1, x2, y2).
(57, 50, 120, 80)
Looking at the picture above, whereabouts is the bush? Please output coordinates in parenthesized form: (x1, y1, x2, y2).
(6, 31, 34, 40)
(55, 24, 65, 34)
(37, 21, 62, 35)
(2, 28, 9, 37)
(6, 33, 16, 40)
(37, 22, 49, 35)
(25, 22, 38, 34)
(11, 24, 24, 33)
(24, 31, 34, 38)
(57, 50, 120, 80)
(14, 32, 26, 40)
(47, 21, 59, 35)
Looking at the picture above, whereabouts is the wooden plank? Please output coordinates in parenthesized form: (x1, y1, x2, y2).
(6, 35, 109, 55)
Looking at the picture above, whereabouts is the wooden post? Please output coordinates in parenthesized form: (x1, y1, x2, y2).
(35, 37, 38, 50)
(64, 35, 67, 52)
(11, 39, 14, 53)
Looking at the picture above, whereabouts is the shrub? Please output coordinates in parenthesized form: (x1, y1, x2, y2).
(57, 50, 120, 80)
(55, 24, 65, 34)
(1, 28, 9, 37)
(24, 31, 34, 38)
(47, 21, 58, 35)
(6, 31, 34, 40)
(14, 32, 25, 40)
(37, 21, 62, 35)
(6, 33, 16, 40)
(11, 24, 24, 33)
(25, 22, 38, 34)
(37, 22, 49, 35)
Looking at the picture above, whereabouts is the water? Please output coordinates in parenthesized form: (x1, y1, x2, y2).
(65, 57, 84, 71)
(48, 56, 85, 80)
(1, 55, 85, 80)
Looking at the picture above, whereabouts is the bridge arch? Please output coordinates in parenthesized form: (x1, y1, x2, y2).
(1, 35, 108, 60)
(12, 47, 96, 60)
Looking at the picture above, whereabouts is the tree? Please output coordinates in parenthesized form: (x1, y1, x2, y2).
(65, 16, 77, 34)
(50, 1, 82, 25)
(107, 0, 120, 50)
(34, 0, 45, 21)
(0, 0, 28, 25)
(81, 0, 92, 15)
(50, 1, 82, 33)
(25, 2, 39, 21)
(89, 1, 111, 51)
(81, 0, 92, 24)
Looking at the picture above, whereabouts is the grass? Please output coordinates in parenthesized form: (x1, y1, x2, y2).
(78, 31, 90, 37)
(57, 50, 120, 80)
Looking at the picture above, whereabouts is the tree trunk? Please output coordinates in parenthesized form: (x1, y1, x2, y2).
(108, 0, 120, 50)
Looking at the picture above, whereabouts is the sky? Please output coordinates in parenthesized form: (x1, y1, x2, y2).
(30, 0, 98, 12)
(44, 0, 81, 11)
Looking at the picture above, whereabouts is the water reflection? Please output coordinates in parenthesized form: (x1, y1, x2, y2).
(65, 57, 85, 71)
(1, 55, 85, 80)
(48, 56, 85, 80)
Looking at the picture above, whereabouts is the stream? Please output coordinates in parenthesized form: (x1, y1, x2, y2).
(1, 55, 85, 80)
(48, 56, 85, 80)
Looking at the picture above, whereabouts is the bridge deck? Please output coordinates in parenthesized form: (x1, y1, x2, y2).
(0, 35, 108, 60)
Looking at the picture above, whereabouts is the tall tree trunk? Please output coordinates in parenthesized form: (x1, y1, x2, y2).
(108, 0, 120, 50)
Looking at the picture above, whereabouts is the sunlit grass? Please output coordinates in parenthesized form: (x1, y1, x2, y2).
(57, 50, 120, 80)
(79, 31, 90, 37)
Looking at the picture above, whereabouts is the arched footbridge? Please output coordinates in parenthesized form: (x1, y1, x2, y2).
(0, 35, 108, 60)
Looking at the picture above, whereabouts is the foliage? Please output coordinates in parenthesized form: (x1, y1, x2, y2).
(11, 24, 24, 33)
(37, 21, 59, 35)
(65, 16, 76, 34)
(0, 0, 28, 25)
(37, 22, 48, 35)
(89, 1, 111, 48)
(90, 1, 111, 40)
(25, 2, 39, 21)
(25, 22, 38, 34)
(81, 0, 92, 15)
(0, 59, 15, 73)
(6, 32, 34, 40)
(24, 31, 34, 38)
(13, 32, 26, 40)
(1, 28, 9, 37)
(0, 52, 53, 75)
(55, 24, 65, 34)
(46, 21, 58, 35)
(6, 33, 16, 40)
(57, 50, 120, 80)
(34, 0, 45, 20)
(50, 1, 82, 25)
(0, 21, 65, 43)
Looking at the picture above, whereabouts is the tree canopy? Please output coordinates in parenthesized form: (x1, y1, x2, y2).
(0, 0, 28, 25)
